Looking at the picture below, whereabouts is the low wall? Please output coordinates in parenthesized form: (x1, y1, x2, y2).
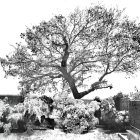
(0, 95, 24, 105)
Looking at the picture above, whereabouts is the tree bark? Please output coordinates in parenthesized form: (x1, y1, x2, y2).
(58, 67, 80, 99)
(59, 66, 98, 99)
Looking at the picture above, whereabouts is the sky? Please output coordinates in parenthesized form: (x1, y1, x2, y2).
(0, 0, 140, 99)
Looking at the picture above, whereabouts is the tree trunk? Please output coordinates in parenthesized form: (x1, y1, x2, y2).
(59, 67, 95, 99)
(59, 67, 80, 99)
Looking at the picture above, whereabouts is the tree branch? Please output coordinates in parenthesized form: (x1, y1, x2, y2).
(79, 80, 113, 98)
(20, 72, 62, 84)
(99, 63, 110, 81)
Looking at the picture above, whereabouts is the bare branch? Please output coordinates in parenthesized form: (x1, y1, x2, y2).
(99, 63, 110, 81)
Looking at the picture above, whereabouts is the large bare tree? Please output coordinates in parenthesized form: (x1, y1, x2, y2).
(1, 5, 140, 99)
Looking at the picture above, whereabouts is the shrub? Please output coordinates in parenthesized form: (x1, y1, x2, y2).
(0, 95, 54, 135)
(7, 112, 25, 131)
(100, 97, 130, 131)
(0, 99, 14, 135)
(21, 96, 54, 131)
(93, 97, 102, 119)
(0, 100, 13, 123)
(113, 92, 129, 110)
(23, 97, 50, 121)
(53, 96, 99, 134)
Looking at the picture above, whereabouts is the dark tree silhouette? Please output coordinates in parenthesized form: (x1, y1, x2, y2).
(1, 5, 140, 99)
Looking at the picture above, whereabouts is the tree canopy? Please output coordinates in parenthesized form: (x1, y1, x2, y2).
(1, 5, 140, 99)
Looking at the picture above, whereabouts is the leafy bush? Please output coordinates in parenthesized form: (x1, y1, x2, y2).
(16, 96, 55, 132)
(23, 97, 51, 122)
(52, 96, 99, 134)
(0, 99, 14, 134)
(100, 97, 130, 131)
(0, 95, 54, 135)
(0, 101, 13, 122)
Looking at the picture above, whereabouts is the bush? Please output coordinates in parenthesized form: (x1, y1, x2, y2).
(0, 95, 54, 135)
(23, 96, 51, 121)
(52, 96, 99, 134)
(21, 96, 55, 130)
(100, 97, 130, 131)
(113, 92, 123, 110)
(113, 92, 129, 110)
(0, 99, 14, 134)
(93, 97, 101, 119)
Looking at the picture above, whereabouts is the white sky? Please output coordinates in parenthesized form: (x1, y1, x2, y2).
(0, 0, 140, 99)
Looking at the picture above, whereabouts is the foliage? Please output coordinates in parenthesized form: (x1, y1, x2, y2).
(40, 95, 53, 104)
(0, 121, 4, 128)
(52, 96, 99, 134)
(3, 123, 12, 135)
(114, 111, 129, 124)
(7, 113, 23, 128)
(0, 100, 12, 121)
(129, 91, 140, 100)
(113, 92, 123, 100)
(113, 92, 128, 110)
(13, 103, 25, 113)
(0, 99, 15, 134)
(0, 96, 54, 135)
(23, 96, 52, 123)
(14, 96, 55, 132)
(113, 92, 129, 100)
(100, 97, 130, 131)
(1, 5, 140, 99)
(93, 96, 102, 103)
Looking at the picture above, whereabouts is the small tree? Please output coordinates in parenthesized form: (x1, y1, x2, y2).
(1, 5, 140, 99)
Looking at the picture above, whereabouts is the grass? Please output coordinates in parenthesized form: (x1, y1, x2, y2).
(0, 129, 121, 140)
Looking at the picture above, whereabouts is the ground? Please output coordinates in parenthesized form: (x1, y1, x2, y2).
(0, 128, 121, 140)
